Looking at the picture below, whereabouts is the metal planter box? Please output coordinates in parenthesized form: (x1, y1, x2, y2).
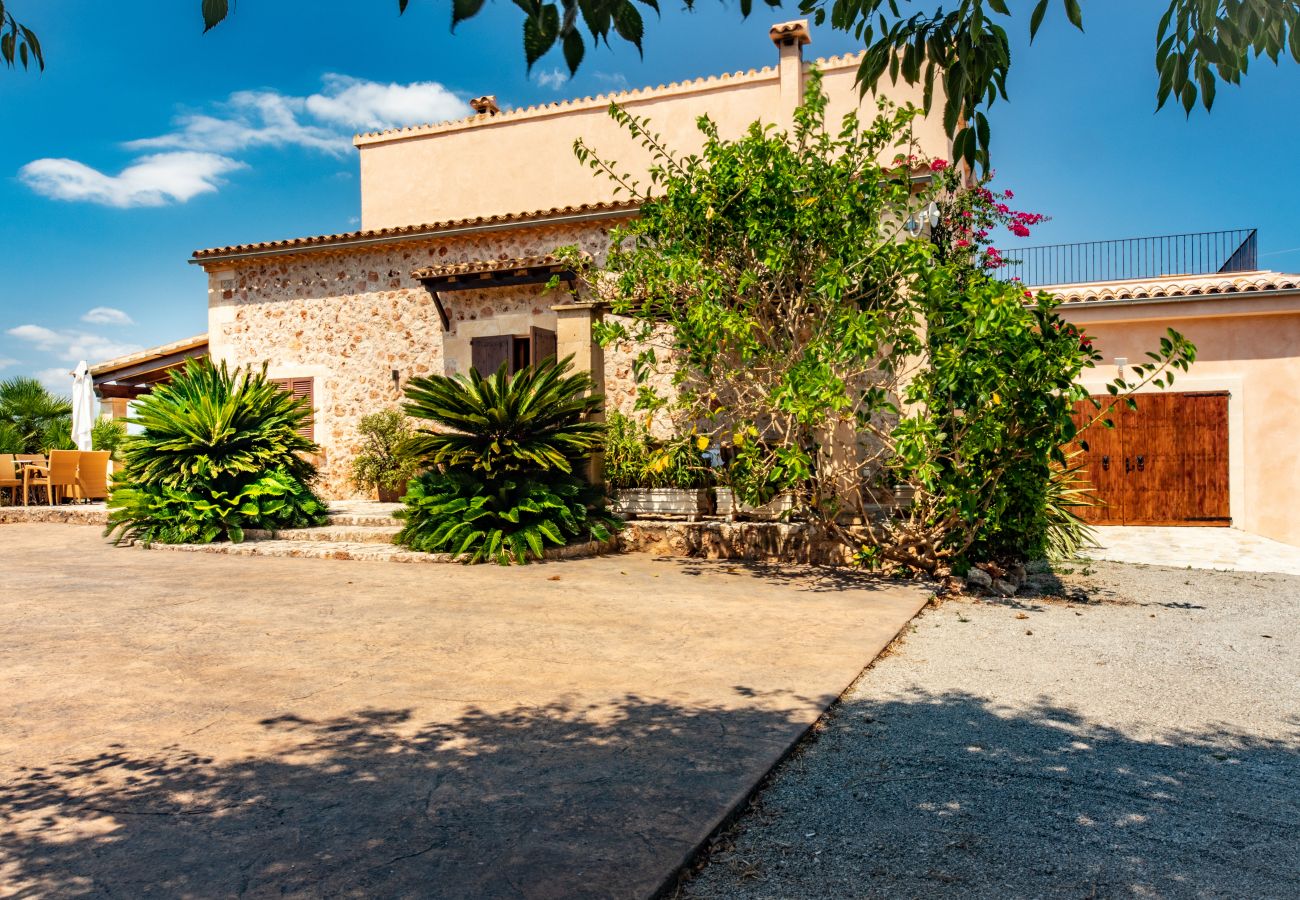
(612, 488, 714, 520)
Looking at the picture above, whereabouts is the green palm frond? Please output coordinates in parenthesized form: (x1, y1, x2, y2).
(402, 355, 605, 476)
(105, 358, 325, 544)
(1043, 450, 1100, 561)
(122, 358, 318, 490)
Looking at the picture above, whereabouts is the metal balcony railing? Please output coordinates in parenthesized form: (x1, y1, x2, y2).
(997, 228, 1258, 287)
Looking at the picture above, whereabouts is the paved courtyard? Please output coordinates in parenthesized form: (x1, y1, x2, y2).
(0, 523, 927, 899)
(1083, 526, 1300, 576)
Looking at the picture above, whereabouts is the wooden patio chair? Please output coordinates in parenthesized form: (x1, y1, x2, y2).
(75, 450, 112, 502)
(24, 450, 78, 506)
(0, 454, 20, 505)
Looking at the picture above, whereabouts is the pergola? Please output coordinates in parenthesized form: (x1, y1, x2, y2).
(91, 334, 210, 404)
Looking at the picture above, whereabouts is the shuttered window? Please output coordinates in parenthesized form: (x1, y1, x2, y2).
(270, 377, 315, 441)
(471, 327, 557, 377)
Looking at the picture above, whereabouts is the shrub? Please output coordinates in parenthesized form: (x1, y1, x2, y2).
(603, 411, 713, 490)
(105, 359, 326, 545)
(396, 357, 619, 564)
(92, 417, 129, 458)
(0, 377, 71, 453)
(574, 73, 1193, 572)
(351, 409, 419, 497)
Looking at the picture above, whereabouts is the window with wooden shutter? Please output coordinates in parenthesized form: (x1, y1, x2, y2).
(471, 335, 512, 377)
(270, 377, 315, 441)
(530, 326, 557, 366)
(471, 329, 559, 378)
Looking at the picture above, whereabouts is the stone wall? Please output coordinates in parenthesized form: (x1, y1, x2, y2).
(206, 221, 624, 498)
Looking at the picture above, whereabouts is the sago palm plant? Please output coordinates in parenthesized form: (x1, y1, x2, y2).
(397, 357, 619, 564)
(403, 356, 605, 475)
(122, 358, 318, 490)
(106, 358, 326, 545)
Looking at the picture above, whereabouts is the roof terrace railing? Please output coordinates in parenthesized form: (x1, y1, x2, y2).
(997, 228, 1258, 287)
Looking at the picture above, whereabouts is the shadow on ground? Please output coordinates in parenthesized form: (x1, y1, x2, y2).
(1, 695, 816, 899)
(683, 690, 1300, 899)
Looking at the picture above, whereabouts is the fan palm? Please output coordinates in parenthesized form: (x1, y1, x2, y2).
(0, 376, 72, 453)
(402, 356, 604, 475)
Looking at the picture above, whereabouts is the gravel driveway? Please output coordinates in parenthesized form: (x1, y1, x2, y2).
(681, 561, 1300, 899)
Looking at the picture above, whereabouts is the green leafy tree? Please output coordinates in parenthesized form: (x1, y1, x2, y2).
(574, 73, 1193, 571)
(105, 358, 326, 545)
(0, 377, 71, 454)
(396, 357, 619, 564)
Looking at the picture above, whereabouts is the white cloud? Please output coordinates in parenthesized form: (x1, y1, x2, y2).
(19, 152, 245, 208)
(20, 74, 474, 208)
(7, 324, 140, 366)
(305, 74, 471, 130)
(36, 368, 75, 393)
(536, 68, 568, 90)
(81, 306, 134, 326)
(127, 90, 346, 155)
(593, 71, 630, 90)
(0, 357, 17, 370)
(7, 324, 60, 345)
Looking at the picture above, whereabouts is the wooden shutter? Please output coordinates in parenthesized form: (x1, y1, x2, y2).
(530, 326, 558, 368)
(471, 335, 512, 376)
(270, 377, 315, 441)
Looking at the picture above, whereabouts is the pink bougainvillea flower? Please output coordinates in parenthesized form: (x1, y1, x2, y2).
(955, 238, 971, 248)
(1010, 223, 1031, 238)
(930, 158, 949, 171)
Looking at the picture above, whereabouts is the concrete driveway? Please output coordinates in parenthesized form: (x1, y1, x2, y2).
(0, 524, 927, 899)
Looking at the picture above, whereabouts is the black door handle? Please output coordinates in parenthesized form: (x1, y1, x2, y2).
(1102, 455, 1110, 471)
(1137, 455, 1145, 471)
(1125, 457, 1132, 473)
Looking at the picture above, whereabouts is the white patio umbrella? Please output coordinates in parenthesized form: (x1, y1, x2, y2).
(71, 360, 96, 451)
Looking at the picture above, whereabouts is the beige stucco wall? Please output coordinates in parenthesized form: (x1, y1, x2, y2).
(205, 221, 620, 498)
(1059, 294, 1300, 546)
(355, 52, 949, 230)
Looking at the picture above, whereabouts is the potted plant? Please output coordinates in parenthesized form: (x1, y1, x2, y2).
(604, 412, 714, 520)
(351, 409, 419, 502)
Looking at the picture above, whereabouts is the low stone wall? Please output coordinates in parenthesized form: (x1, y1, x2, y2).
(0, 505, 108, 526)
(619, 519, 858, 566)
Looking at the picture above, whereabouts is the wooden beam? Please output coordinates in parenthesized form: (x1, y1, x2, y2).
(96, 383, 153, 399)
(430, 291, 450, 331)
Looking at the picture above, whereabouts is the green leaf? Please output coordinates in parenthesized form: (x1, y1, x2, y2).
(523, 6, 560, 69)
(1029, 0, 1050, 40)
(201, 0, 229, 32)
(1063, 0, 1083, 31)
(452, 0, 487, 30)
(563, 28, 585, 74)
(612, 1, 644, 53)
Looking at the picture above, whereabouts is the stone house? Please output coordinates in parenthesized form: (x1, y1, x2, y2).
(170, 20, 947, 498)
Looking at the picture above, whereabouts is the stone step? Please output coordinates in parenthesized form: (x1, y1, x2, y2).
(245, 525, 401, 544)
(138, 537, 616, 565)
(324, 513, 403, 528)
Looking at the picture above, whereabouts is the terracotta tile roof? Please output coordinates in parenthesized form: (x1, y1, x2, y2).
(411, 252, 589, 281)
(191, 202, 639, 262)
(769, 20, 812, 44)
(1048, 270, 1300, 303)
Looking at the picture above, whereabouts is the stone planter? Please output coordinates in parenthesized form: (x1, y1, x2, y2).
(716, 488, 797, 521)
(611, 487, 714, 521)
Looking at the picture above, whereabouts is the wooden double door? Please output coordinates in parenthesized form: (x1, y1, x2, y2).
(1070, 392, 1230, 526)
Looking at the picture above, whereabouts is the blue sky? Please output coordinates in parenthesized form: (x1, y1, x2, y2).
(1, 1, 1297, 390)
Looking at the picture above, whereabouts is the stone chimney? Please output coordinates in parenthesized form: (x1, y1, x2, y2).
(769, 20, 811, 127)
(470, 95, 501, 116)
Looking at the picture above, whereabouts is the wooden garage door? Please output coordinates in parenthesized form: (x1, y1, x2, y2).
(1070, 392, 1229, 526)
